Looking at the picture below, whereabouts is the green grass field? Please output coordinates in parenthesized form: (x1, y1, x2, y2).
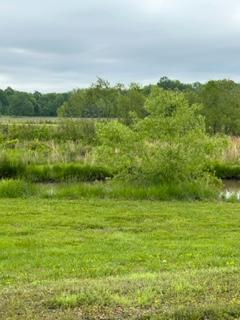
(1, 199, 240, 319)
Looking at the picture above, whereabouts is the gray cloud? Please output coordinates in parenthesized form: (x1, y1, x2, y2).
(0, 0, 240, 92)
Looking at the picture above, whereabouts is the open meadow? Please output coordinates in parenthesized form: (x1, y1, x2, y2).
(1, 199, 240, 319)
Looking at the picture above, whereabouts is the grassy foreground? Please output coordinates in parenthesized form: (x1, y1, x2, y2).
(1, 199, 240, 319)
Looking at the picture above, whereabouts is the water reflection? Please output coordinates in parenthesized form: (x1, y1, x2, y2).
(221, 180, 240, 200)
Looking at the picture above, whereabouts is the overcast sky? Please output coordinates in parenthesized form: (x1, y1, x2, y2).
(0, 0, 240, 92)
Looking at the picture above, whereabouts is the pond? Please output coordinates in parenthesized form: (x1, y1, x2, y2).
(222, 180, 240, 200)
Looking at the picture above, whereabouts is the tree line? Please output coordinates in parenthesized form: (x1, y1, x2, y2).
(0, 87, 69, 117)
(1, 77, 240, 135)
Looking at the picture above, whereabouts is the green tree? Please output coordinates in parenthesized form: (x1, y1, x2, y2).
(58, 89, 87, 117)
(58, 79, 120, 118)
(157, 76, 195, 91)
(0, 89, 8, 115)
(8, 92, 35, 116)
(117, 83, 147, 123)
(200, 80, 240, 135)
(58, 79, 147, 120)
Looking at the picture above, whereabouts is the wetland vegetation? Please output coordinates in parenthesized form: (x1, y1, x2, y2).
(1, 78, 240, 319)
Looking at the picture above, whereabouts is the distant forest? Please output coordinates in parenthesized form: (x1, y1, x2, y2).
(1, 77, 240, 135)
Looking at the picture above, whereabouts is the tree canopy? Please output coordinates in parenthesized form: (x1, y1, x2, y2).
(1, 77, 240, 136)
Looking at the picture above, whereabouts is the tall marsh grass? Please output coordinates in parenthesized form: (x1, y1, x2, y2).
(0, 179, 219, 200)
(47, 180, 218, 201)
(26, 164, 112, 182)
(0, 154, 112, 182)
(0, 119, 97, 143)
(0, 179, 37, 198)
(213, 162, 240, 179)
(223, 137, 240, 164)
(0, 154, 26, 178)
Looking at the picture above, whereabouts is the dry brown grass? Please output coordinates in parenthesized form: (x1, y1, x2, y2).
(222, 137, 240, 163)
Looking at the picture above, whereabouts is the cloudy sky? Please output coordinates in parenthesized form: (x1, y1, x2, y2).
(0, 0, 240, 92)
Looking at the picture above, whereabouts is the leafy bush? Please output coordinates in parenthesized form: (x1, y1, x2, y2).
(56, 119, 97, 143)
(95, 87, 227, 185)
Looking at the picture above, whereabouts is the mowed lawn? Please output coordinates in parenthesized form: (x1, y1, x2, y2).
(1, 199, 240, 319)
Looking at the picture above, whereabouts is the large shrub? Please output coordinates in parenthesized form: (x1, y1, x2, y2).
(95, 87, 227, 184)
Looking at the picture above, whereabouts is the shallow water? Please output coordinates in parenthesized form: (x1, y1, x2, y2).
(224, 180, 240, 191)
(222, 180, 240, 200)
